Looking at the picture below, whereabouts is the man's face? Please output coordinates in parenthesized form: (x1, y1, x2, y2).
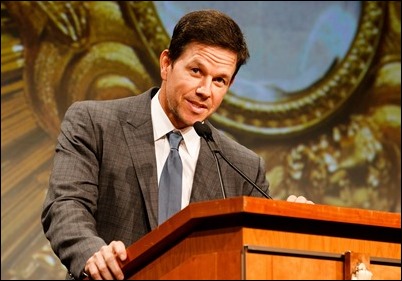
(159, 42, 237, 129)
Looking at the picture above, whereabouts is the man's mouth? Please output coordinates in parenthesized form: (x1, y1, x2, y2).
(186, 99, 208, 114)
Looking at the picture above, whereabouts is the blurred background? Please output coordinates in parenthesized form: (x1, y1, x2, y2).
(1, 1, 400, 279)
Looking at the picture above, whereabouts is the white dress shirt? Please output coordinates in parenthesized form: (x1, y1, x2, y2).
(151, 91, 201, 209)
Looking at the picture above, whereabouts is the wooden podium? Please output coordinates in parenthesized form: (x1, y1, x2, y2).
(120, 197, 400, 280)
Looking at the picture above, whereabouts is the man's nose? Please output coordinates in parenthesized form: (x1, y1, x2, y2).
(196, 79, 212, 96)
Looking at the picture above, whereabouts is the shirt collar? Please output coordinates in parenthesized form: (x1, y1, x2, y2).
(152, 90, 174, 141)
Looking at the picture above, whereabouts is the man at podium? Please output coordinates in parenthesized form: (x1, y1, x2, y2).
(41, 9, 313, 280)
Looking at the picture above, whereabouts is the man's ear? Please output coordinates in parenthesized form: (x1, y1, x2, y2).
(160, 49, 170, 80)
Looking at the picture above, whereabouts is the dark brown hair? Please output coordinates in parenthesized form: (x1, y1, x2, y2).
(168, 9, 250, 80)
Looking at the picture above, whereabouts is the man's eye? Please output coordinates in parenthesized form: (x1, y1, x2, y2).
(215, 77, 226, 85)
(192, 68, 200, 73)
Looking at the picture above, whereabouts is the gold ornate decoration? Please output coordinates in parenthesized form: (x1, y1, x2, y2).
(212, 1, 385, 138)
(119, 1, 169, 80)
(281, 110, 400, 211)
(5, 1, 157, 138)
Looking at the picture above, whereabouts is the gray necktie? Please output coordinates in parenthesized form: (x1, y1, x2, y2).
(158, 131, 183, 225)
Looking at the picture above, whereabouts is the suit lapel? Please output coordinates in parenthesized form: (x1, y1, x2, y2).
(121, 89, 159, 229)
(191, 139, 226, 202)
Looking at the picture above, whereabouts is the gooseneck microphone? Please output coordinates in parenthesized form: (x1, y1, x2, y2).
(194, 121, 227, 199)
(193, 121, 272, 199)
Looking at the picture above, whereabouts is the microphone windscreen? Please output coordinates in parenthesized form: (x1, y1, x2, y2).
(193, 121, 211, 138)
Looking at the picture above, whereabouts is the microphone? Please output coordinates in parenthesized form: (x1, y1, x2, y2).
(193, 121, 272, 199)
(194, 121, 227, 199)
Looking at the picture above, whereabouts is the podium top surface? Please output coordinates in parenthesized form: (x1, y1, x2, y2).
(121, 196, 400, 274)
(178, 196, 400, 229)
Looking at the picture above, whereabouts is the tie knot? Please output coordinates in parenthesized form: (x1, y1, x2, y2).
(168, 131, 182, 150)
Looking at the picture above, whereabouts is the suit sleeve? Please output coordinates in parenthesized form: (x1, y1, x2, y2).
(249, 155, 270, 197)
(41, 101, 106, 279)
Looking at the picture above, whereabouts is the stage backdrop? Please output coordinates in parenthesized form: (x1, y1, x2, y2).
(1, 1, 400, 279)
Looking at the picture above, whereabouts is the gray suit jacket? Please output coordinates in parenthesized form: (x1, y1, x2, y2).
(41, 87, 269, 279)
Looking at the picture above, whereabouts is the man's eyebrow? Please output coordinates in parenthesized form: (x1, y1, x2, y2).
(195, 60, 232, 78)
